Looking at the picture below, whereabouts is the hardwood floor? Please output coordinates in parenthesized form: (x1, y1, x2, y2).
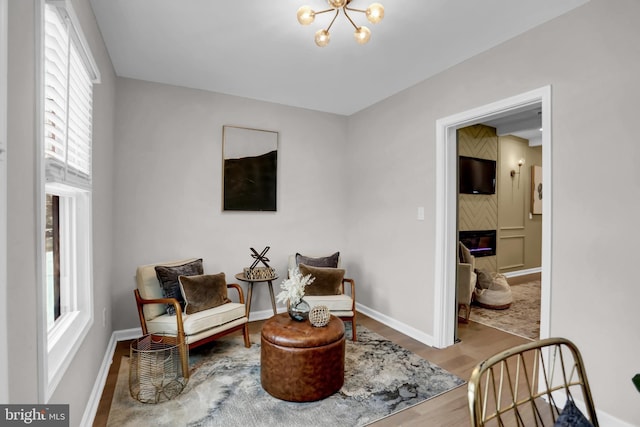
(93, 315, 529, 427)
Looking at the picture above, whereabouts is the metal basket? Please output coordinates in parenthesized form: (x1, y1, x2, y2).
(129, 334, 189, 404)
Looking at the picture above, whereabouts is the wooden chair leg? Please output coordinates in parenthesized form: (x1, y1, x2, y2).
(351, 317, 357, 341)
(458, 304, 470, 323)
(242, 323, 251, 348)
(179, 338, 190, 379)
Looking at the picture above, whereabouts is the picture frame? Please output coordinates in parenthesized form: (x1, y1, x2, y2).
(531, 165, 542, 215)
(222, 125, 278, 211)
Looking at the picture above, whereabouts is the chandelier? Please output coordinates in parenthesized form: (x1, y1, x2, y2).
(297, 0, 385, 47)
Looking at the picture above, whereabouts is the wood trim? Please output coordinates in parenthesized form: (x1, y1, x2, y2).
(499, 263, 525, 270)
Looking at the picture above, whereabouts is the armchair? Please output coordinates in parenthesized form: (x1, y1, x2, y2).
(458, 242, 477, 322)
(288, 253, 357, 340)
(468, 337, 598, 426)
(134, 258, 251, 367)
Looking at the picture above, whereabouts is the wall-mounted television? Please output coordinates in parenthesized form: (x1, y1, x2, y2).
(459, 156, 496, 195)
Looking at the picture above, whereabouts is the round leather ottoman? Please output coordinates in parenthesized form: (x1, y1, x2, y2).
(261, 313, 345, 402)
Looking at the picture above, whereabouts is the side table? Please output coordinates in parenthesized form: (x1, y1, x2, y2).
(235, 273, 278, 319)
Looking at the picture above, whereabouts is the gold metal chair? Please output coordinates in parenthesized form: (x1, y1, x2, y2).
(468, 337, 598, 427)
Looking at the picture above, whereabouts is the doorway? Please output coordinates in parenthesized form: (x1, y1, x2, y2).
(432, 86, 552, 348)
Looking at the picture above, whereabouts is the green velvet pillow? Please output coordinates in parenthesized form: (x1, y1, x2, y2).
(178, 273, 231, 315)
(298, 264, 345, 296)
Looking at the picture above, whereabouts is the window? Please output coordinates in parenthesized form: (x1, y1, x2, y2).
(40, 0, 99, 400)
(45, 194, 60, 328)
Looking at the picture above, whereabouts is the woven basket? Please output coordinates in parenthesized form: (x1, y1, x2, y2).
(243, 267, 276, 280)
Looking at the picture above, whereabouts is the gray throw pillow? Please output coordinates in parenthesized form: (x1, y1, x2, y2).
(554, 399, 594, 427)
(296, 252, 340, 268)
(155, 259, 204, 315)
(476, 269, 493, 290)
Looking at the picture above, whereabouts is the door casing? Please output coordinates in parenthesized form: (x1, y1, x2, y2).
(433, 86, 552, 348)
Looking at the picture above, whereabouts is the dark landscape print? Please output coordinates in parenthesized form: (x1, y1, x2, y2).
(224, 150, 277, 211)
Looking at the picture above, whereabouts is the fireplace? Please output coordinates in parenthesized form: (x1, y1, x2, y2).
(459, 230, 496, 257)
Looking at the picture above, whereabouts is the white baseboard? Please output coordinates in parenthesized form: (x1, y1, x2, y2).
(81, 327, 141, 426)
(247, 307, 286, 322)
(596, 411, 637, 427)
(114, 327, 144, 341)
(503, 267, 541, 278)
(355, 302, 435, 347)
(80, 333, 116, 426)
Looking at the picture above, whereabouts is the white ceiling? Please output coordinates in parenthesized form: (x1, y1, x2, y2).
(483, 103, 543, 145)
(89, 0, 588, 116)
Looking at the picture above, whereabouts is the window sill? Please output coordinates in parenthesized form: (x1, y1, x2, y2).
(46, 309, 92, 401)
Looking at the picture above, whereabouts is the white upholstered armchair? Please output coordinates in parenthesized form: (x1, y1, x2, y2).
(458, 243, 477, 322)
(134, 258, 251, 352)
(288, 252, 357, 340)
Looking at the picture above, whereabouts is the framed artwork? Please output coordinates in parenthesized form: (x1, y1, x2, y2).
(222, 125, 278, 211)
(531, 165, 542, 215)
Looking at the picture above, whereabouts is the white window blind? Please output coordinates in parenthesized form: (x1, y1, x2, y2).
(44, 3, 93, 188)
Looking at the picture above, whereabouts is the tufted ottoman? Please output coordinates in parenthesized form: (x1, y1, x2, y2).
(260, 313, 345, 402)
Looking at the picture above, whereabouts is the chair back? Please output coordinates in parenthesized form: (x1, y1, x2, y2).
(288, 253, 342, 272)
(135, 258, 199, 321)
(468, 337, 598, 427)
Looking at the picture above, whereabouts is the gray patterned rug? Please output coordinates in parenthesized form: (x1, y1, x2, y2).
(107, 326, 464, 426)
(469, 280, 541, 340)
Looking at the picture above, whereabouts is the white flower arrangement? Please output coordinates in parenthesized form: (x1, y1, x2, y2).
(276, 267, 315, 306)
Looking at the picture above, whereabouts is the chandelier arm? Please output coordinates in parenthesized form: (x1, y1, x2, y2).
(326, 9, 340, 31)
(344, 6, 366, 13)
(342, 8, 360, 30)
(315, 8, 336, 16)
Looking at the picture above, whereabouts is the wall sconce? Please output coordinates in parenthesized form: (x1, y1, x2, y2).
(510, 159, 524, 188)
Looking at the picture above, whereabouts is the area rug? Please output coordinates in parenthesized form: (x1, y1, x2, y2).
(469, 280, 541, 340)
(107, 326, 465, 427)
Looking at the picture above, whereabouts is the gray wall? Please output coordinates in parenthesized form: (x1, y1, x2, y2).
(6, 0, 640, 425)
(111, 78, 349, 329)
(6, 0, 116, 424)
(346, 0, 639, 423)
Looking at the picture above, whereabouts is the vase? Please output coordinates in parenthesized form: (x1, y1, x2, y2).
(288, 298, 310, 321)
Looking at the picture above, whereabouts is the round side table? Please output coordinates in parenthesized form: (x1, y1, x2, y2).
(235, 273, 278, 319)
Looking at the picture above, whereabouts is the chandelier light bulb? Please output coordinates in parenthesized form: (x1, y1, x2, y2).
(328, 0, 348, 8)
(354, 26, 371, 44)
(366, 3, 385, 24)
(315, 29, 331, 47)
(297, 6, 316, 25)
